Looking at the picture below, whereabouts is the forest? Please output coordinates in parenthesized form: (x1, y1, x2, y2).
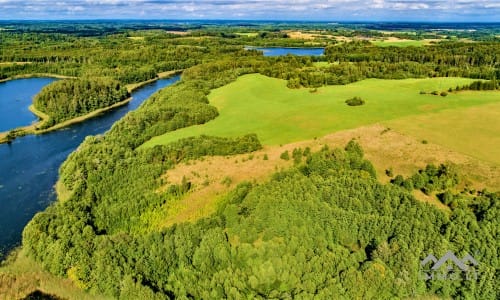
(22, 137, 499, 299)
(33, 78, 129, 127)
(0, 24, 498, 299)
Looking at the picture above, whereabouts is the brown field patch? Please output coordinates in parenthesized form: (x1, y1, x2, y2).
(156, 124, 498, 227)
(285, 31, 321, 40)
(166, 30, 189, 35)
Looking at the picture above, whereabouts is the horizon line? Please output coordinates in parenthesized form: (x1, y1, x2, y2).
(0, 19, 499, 24)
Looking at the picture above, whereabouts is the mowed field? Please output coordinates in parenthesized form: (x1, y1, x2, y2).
(142, 74, 499, 161)
(371, 39, 429, 47)
(384, 101, 500, 164)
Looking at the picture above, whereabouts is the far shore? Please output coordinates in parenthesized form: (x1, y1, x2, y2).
(0, 73, 76, 83)
(0, 70, 182, 144)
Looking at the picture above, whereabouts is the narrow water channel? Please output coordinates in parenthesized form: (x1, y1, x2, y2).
(0, 75, 180, 257)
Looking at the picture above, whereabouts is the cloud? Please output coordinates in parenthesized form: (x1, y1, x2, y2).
(0, 0, 498, 21)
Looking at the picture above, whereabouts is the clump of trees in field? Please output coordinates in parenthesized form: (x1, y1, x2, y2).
(33, 78, 129, 127)
(345, 96, 365, 106)
(391, 163, 460, 195)
(454, 79, 499, 91)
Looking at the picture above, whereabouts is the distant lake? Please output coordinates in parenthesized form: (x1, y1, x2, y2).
(0, 76, 180, 259)
(0, 78, 57, 132)
(246, 47, 324, 56)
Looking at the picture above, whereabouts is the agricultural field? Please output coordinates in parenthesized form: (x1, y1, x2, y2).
(385, 101, 500, 165)
(142, 74, 499, 158)
(371, 39, 430, 47)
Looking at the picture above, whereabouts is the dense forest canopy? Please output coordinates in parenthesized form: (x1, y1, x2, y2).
(0, 23, 497, 299)
(33, 78, 129, 127)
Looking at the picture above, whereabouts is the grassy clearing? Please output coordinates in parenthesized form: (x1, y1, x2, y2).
(235, 32, 258, 37)
(313, 61, 335, 67)
(145, 124, 499, 229)
(372, 39, 428, 47)
(142, 74, 498, 149)
(384, 101, 500, 165)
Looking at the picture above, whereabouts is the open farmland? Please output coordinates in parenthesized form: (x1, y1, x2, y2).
(142, 74, 499, 157)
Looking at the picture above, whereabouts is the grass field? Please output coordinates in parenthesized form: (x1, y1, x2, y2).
(144, 124, 499, 230)
(235, 32, 259, 37)
(385, 102, 500, 165)
(371, 39, 429, 47)
(142, 74, 499, 152)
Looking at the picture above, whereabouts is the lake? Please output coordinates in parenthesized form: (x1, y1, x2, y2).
(0, 78, 57, 132)
(0, 75, 180, 258)
(246, 47, 324, 56)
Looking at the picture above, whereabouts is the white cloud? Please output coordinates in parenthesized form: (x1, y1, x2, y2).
(0, 0, 498, 21)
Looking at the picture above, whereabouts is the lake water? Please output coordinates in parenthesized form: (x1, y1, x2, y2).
(0, 76, 180, 258)
(0, 78, 57, 132)
(247, 47, 324, 56)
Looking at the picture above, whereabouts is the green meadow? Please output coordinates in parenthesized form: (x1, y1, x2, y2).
(385, 101, 500, 165)
(142, 74, 499, 152)
(371, 40, 428, 47)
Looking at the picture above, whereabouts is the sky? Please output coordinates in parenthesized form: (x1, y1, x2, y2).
(0, 0, 498, 22)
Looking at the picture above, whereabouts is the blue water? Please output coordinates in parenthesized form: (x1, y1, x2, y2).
(247, 47, 324, 56)
(0, 76, 180, 257)
(0, 78, 57, 132)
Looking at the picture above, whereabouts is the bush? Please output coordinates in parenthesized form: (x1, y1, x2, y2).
(280, 150, 290, 160)
(221, 176, 233, 187)
(440, 91, 448, 97)
(345, 96, 365, 106)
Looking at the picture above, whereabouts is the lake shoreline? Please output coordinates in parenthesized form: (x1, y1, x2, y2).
(0, 73, 76, 83)
(0, 74, 181, 264)
(0, 70, 182, 144)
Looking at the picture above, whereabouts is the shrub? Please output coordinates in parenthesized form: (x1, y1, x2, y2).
(280, 150, 290, 160)
(292, 148, 303, 164)
(345, 96, 365, 106)
(440, 91, 448, 97)
(221, 176, 232, 187)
